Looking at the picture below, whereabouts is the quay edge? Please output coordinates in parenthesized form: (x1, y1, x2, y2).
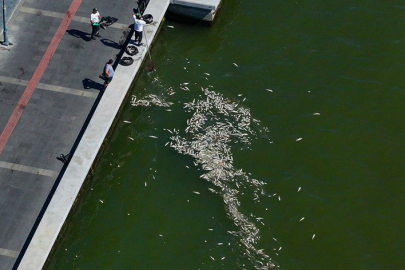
(168, 0, 222, 22)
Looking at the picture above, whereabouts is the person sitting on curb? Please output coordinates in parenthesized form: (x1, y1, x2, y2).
(90, 8, 102, 40)
(103, 59, 115, 90)
(133, 13, 146, 46)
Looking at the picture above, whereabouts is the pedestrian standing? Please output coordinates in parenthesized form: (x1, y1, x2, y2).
(90, 8, 102, 40)
(133, 13, 146, 46)
(103, 59, 115, 90)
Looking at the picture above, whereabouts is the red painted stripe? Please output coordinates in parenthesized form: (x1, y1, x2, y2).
(0, 0, 82, 155)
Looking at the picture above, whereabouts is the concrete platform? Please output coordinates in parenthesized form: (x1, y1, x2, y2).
(168, 0, 222, 22)
(0, 0, 168, 269)
(15, 0, 170, 269)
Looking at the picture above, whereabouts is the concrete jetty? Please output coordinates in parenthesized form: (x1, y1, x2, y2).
(168, 0, 222, 22)
(0, 0, 221, 269)
(14, 0, 170, 269)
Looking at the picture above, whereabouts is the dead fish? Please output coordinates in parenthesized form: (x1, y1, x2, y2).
(145, 182, 147, 186)
(238, 94, 243, 97)
(128, 137, 134, 140)
(167, 25, 174, 28)
(99, 199, 104, 203)
(193, 191, 200, 194)
(233, 63, 239, 67)
(123, 120, 131, 123)
(204, 73, 210, 76)
(210, 256, 215, 261)
(221, 257, 225, 260)
(218, 243, 223, 245)
(149, 135, 158, 138)
(299, 217, 305, 222)
(312, 234, 316, 239)
(296, 138, 302, 141)
(278, 196, 281, 201)
(266, 89, 273, 92)
(313, 113, 320, 115)
(298, 187, 301, 192)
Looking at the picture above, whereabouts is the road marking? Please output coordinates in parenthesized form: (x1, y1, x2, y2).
(0, 76, 98, 98)
(20, 7, 129, 29)
(0, 161, 58, 177)
(0, 248, 19, 258)
(0, 0, 83, 156)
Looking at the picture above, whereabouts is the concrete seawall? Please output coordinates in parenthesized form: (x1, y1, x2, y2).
(16, 0, 170, 269)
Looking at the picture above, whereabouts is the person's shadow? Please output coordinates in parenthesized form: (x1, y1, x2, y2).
(67, 29, 92, 42)
(83, 78, 104, 91)
(100, 38, 122, 50)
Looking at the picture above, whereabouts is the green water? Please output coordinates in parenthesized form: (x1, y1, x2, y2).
(45, 1, 405, 269)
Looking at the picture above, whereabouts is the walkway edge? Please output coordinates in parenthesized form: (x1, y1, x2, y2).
(16, 1, 170, 269)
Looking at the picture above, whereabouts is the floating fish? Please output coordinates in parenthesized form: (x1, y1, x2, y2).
(123, 120, 131, 123)
(149, 135, 158, 138)
(167, 25, 174, 28)
(99, 199, 104, 203)
(165, 87, 276, 268)
(299, 217, 305, 222)
(313, 113, 320, 115)
(296, 138, 302, 141)
(233, 63, 239, 67)
(298, 187, 301, 192)
(312, 234, 316, 239)
(128, 137, 134, 140)
(266, 89, 273, 92)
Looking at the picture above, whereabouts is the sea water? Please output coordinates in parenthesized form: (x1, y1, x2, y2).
(45, 1, 405, 269)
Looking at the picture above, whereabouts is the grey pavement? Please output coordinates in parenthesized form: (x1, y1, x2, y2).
(0, 0, 143, 269)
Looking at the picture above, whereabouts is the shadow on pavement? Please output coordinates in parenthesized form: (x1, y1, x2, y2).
(82, 78, 104, 91)
(100, 38, 122, 50)
(66, 29, 92, 42)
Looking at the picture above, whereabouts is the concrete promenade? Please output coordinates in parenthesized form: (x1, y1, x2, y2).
(0, 0, 169, 269)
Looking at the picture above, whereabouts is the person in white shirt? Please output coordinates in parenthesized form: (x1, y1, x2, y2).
(90, 8, 102, 40)
(133, 13, 146, 46)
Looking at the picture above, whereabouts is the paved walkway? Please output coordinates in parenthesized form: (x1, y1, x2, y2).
(0, 0, 142, 269)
